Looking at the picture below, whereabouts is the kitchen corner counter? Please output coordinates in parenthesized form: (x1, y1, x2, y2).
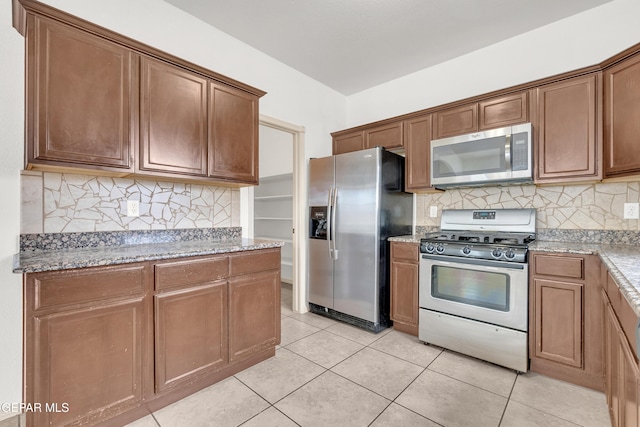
(530, 240, 640, 317)
(388, 235, 422, 243)
(13, 229, 284, 274)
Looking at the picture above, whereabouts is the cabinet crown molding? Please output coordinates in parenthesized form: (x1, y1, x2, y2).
(13, 0, 266, 97)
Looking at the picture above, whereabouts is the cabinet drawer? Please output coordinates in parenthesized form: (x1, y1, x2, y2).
(391, 242, 419, 263)
(155, 255, 228, 290)
(533, 255, 584, 279)
(31, 264, 147, 311)
(229, 249, 280, 276)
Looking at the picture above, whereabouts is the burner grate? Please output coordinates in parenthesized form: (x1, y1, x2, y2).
(424, 231, 535, 246)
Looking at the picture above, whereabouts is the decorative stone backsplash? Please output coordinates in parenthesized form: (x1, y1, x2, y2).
(416, 181, 640, 231)
(21, 171, 240, 233)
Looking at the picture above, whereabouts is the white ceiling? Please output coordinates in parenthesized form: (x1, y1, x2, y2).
(164, 0, 612, 95)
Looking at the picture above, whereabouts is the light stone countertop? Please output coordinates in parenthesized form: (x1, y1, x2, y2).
(530, 241, 640, 318)
(388, 235, 423, 243)
(13, 238, 285, 274)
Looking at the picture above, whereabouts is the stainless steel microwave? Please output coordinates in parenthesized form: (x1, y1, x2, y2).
(430, 123, 532, 188)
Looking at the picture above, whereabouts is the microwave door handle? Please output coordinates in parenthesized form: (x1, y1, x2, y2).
(505, 133, 512, 172)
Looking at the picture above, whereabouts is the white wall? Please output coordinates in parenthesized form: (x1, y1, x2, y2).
(346, 0, 640, 127)
(0, 0, 346, 413)
(259, 126, 294, 178)
(0, 0, 26, 416)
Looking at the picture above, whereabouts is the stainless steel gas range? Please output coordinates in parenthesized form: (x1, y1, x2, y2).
(418, 208, 536, 372)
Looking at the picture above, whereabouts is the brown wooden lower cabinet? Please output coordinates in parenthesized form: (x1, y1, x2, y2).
(528, 252, 603, 391)
(533, 278, 583, 368)
(154, 280, 228, 392)
(229, 270, 281, 362)
(23, 248, 281, 427)
(390, 241, 419, 336)
(602, 273, 640, 427)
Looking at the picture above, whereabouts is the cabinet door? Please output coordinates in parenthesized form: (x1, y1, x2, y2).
(209, 83, 259, 184)
(229, 270, 280, 362)
(24, 264, 150, 426)
(432, 103, 477, 139)
(390, 242, 419, 335)
(26, 15, 134, 170)
(535, 74, 601, 182)
(139, 57, 208, 176)
(479, 92, 528, 130)
(621, 328, 640, 427)
(30, 298, 145, 426)
(154, 281, 228, 392)
(533, 278, 583, 368)
(390, 261, 418, 327)
(404, 114, 433, 191)
(333, 131, 365, 154)
(606, 300, 623, 426)
(365, 122, 403, 150)
(604, 54, 640, 177)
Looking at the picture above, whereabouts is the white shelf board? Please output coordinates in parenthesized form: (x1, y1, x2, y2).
(254, 195, 293, 200)
(255, 217, 293, 221)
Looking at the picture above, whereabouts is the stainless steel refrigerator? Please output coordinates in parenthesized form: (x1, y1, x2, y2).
(308, 147, 413, 332)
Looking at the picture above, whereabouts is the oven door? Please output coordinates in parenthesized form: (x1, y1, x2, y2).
(419, 254, 528, 331)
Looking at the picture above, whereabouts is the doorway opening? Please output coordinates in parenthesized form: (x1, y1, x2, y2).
(241, 115, 307, 313)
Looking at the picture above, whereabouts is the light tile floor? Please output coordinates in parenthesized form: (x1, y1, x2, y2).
(125, 283, 611, 427)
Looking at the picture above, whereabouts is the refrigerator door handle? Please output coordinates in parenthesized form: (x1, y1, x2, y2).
(332, 187, 339, 259)
(327, 187, 334, 259)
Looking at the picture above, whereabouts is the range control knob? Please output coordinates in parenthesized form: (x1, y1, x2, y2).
(505, 249, 516, 259)
(435, 244, 445, 254)
(462, 246, 471, 255)
(491, 248, 503, 258)
(426, 243, 435, 253)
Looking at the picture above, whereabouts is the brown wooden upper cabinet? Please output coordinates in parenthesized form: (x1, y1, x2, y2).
(139, 57, 209, 177)
(479, 92, 529, 130)
(432, 91, 529, 140)
(404, 114, 433, 191)
(365, 121, 404, 150)
(533, 74, 601, 183)
(332, 130, 365, 155)
(139, 62, 259, 183)
(20, 5, 264, 185)
(208, 83, 259, 184)
(25, 15, 135, 172)
(604, 53, 640, 178)
(432, 103, 478, 140)
(333, 120, 404, 155)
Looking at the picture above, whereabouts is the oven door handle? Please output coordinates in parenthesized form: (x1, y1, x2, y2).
(421, 254, 525, 270)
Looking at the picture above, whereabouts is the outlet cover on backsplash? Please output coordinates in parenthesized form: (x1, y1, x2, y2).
(21, 171, 241, 233)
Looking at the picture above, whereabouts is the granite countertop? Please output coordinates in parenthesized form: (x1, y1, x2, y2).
(388, 234, 640, 318)
(530, 241, 640, 317)
(13, 228, 284, 274)
(388, 234, 422, 243)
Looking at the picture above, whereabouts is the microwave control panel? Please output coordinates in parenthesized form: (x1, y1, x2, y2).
(511, 132, 529, 171)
